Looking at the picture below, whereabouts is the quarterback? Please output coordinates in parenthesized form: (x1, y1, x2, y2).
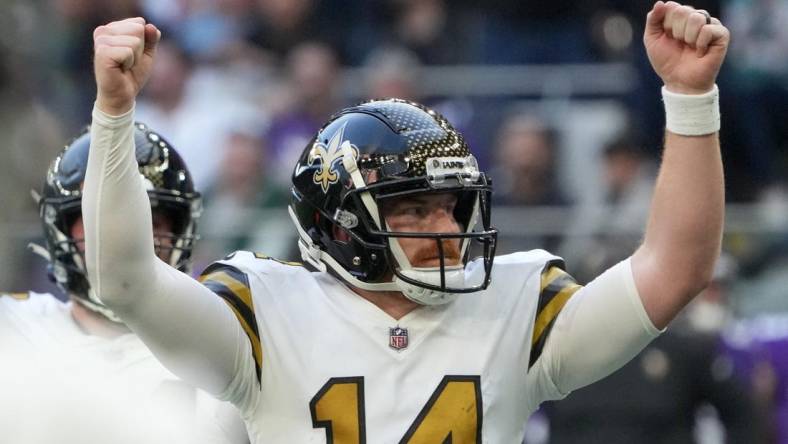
(83, 2, 729, 442)
(0, 126, 246, 444)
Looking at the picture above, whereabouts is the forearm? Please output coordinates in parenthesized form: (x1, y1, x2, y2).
(83, 105, 155, 304)
(633, 126, 724, 328)
(82, 105, 240, 394)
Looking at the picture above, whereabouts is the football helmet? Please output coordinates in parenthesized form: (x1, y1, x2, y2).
(290, 99, 497, 305)
(34, 123, 202, 322)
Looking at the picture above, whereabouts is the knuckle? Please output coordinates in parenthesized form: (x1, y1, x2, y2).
(94, 46, 111, 58)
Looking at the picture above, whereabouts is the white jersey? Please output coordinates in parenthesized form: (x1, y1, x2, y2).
(198, 250, 658, 443)
(0, 292, 247, 444)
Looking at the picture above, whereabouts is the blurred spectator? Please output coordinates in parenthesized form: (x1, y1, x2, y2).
(383, 0, 477, 65)
(492, 114, 569, 207)
(265, 41, 342, 186)
(247, 0, 317, 58)
(718, 0, 788, 201)
(169, 0, 254, 59)
(544, 254, 758, 444)
(725, 0, 788, 83)
(363, 46, 423, 101)
(562, 133, 655, 282)
(198, 129, 288, 265)
(724, 239, 788, 443)
(46, 0, 143, 124)
(473, 0, 600, 64)
(244, 0, 363, 62)
(490, 113, 570, 252)
(136, 40, 266, 190)
(600, 134, 654, 231)
(726, 311, 788, 444)
(0, 39, 65, 291)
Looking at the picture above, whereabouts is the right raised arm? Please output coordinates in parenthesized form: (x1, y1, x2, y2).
(82, 18, 245, 396)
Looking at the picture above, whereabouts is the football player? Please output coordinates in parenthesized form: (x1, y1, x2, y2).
(82, 2, 729, 442)
(0, 125, 247, 444)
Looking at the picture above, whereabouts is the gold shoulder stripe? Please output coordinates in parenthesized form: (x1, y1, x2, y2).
(200, 270, 254, 311)
(529, 263, 582, 367)
(1, 292, 30, 300)
(199, 265, 263, 385)
(532, 280, 581, 345)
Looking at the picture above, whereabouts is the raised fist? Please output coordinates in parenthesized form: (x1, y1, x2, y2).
(93, 17, 160, 115)
(644, 1, 730, 94)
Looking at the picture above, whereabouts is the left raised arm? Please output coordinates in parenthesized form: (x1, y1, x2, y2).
(632, 1, 730, 329)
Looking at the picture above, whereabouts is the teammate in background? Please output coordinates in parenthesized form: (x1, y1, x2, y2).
(83, 2, 729, 442)
(0, 126, 247, 444)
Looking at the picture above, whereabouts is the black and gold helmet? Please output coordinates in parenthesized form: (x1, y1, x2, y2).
(35, 123, 202, 322)
(290, 99, 497, 305)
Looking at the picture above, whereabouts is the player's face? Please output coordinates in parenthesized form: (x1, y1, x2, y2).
(70, 212, 174, 261)
(381, 193, 462, 268)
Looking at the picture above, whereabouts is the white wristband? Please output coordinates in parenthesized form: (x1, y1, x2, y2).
(662, 85, 720, 136)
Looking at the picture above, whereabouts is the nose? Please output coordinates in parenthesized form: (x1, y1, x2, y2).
(426, 207, 460, 233)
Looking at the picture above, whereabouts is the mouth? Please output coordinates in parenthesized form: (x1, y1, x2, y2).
(414, 257, 461, 268)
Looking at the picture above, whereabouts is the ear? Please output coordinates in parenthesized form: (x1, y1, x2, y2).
(332, 224, 351, 243)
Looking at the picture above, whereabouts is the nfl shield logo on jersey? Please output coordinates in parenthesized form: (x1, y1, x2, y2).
(389, 327, 408, 351)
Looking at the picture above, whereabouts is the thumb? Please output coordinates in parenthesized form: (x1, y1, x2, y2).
(645, 1, 668, 40)
(143, 23, 161, 57)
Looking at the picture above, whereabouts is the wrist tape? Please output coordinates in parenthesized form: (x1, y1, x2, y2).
(662, 85, 720, 136)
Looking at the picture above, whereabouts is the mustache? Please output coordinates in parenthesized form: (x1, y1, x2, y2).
(410, 240, 462, 266)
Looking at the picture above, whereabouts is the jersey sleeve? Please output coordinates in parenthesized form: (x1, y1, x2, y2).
(526, 258, 663, 405)
(82, 105, 247, 397)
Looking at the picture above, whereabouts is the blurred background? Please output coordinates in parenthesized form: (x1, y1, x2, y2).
(1, 0, 788, 442)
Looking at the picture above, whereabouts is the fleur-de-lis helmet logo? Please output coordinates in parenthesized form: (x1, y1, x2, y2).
(308, 122, 356, 193)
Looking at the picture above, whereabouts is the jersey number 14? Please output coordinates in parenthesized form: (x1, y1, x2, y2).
(310, 375, 482, 443)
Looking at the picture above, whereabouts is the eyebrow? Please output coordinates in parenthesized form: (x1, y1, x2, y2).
(391, 194, 455, 208)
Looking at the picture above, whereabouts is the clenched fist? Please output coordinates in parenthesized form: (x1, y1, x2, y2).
(94, 17, 160, 115)
(644, 1, 730, 94)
